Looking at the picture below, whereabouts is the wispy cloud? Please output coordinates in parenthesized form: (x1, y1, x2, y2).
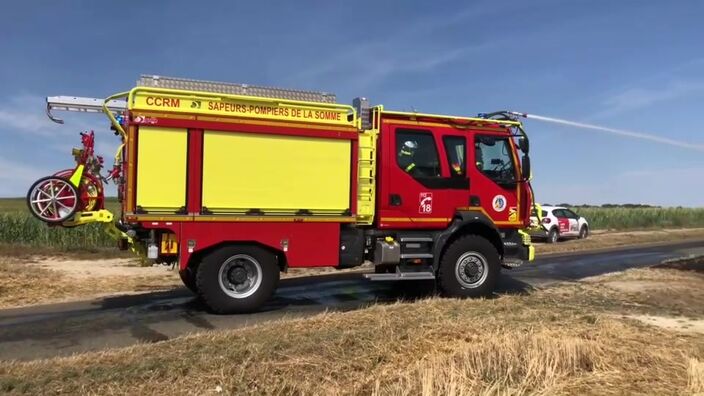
(0, 95, 58, 137)
(0, 156, 48, 197)
(588, 58, 704, 120)
(597, 80, 704, 118)
(289, 41, 484, 92)
(0, 156, 45, 181)
(0, 94, 97, 138)
(619, 166, 704, 179)
(285, 4, 504, 91)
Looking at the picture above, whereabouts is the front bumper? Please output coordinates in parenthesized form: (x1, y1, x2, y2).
(527, 225, 549, 239)
(502, 229, 535, 265)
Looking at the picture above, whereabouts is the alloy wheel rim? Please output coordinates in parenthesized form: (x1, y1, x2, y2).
(217, 254, 263, 299)
(455, 251, 488, 289)
(30, 179, 77, 222)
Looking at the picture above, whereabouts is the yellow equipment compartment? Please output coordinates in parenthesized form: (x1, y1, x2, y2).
(136, 127, 188, 212)
(202, 131, 351, 214)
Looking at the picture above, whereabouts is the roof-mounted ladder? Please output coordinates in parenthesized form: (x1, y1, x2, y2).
(46, 75, 339, 123)
(136, 74, 337, 104)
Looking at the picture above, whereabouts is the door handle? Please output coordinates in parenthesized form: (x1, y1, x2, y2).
(390, 194, 402, 206)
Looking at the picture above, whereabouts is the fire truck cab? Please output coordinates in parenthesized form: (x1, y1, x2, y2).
(40, 76, 535, 313)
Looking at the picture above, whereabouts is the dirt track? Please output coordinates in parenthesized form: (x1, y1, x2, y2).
(1, 228, 703, 309)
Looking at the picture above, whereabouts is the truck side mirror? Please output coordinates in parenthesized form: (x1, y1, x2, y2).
(518, 137, 529, 153)
(521, 154, 531, 180)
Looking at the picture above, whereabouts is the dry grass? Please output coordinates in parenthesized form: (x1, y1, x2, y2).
(690, 358, 704, 395)
(0, 257, 180, 308)
(1, 262, 704, 395)
(579, 256, 704, 318)
(0, 243, 132, 260)
(374, 330, 603, 396)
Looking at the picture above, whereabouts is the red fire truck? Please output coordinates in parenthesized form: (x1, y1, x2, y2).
(30, 75, 535, 313)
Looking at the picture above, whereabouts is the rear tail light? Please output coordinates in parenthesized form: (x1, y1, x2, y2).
(542, 218, 551, 224)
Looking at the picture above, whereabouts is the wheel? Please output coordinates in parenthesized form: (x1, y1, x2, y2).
(196, 245, 279, 314)
(26, 176, 79, 223)
(54, 169, 103, 212)
(579, 225, 589, 239)
(437, 235, 500, 298)
(179, 266, 199, 294)
(546, 228, 559, 244)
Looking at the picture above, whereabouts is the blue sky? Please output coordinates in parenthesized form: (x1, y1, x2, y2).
(1, 0, 703, 206)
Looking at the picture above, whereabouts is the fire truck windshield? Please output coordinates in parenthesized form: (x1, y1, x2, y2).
(475, 136, 517, 185)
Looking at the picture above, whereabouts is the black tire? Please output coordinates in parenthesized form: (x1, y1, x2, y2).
(437, 235, 500, 298)
(546, 228, 559, 244)
(196, 245, 279, 314)
(579, 225, 589, 239)
(179, 266, 199, 294)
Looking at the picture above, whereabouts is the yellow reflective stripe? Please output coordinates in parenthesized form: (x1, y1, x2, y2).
(405, 163, 416, 172)
(381, 110, 521, 127)
(128, 87, 358, 128)
(69, 165, 85, 187)
(381, 217, 451, 222)
(124, 215, 357, 223)
(386, 119, 512, 131)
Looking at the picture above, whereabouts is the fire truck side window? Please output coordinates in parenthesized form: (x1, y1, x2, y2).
(443, 136, 466, 177)
(475, 135, 516, 184)
(396, 129, 441, 178)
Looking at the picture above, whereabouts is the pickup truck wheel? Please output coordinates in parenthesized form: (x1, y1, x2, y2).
(547, 228, 559, 244)
(196, 246, 279, 314)
(579, 225, 589, 239)
(437, 235, 500, 298)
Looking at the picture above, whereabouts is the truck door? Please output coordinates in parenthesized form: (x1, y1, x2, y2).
(441, 134, 471, 212)
(469, 134, 522, 227)
(378, 126, 468, 229)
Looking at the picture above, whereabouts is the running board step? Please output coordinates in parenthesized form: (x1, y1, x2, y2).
(400, 253, 434, 259)
(364, 272, 436, 281)
(502, 259, 523, 268)
(399, 236, 433, 242)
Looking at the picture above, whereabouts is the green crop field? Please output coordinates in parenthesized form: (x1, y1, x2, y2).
(0, 197, 121, 214)
(0, 198, 120, 251)
(570, 207, 704, 230)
